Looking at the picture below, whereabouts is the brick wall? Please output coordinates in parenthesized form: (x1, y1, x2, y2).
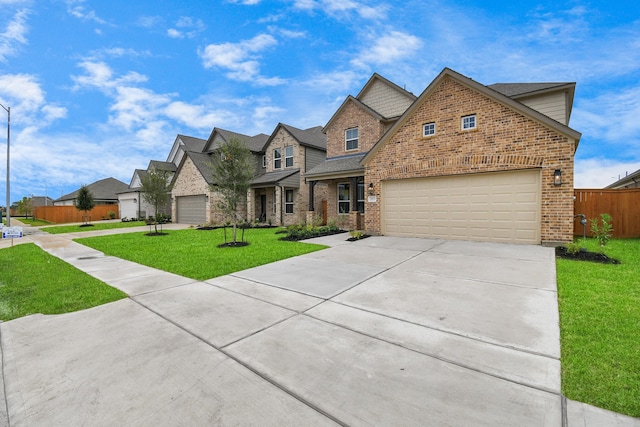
(364, 76, 576, 244)
(325, 101, 387, 157)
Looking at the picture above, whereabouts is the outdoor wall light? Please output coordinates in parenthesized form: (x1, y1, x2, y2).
(368, 182, 374, 195)
(133, 199, 137, 203)
(554, 169, 562, 186)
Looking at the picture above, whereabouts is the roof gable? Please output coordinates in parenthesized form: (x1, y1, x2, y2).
(363, 67, 582, 165)
(56, 177, 129, 202)
(204, 127, 268, 153)
(357, 73, 417, 119)
(263, 123, 327, 151)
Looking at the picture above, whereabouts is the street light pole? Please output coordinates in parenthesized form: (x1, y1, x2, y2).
(0, 103, 9, 227)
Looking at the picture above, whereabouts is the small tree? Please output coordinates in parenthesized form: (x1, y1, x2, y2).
(16, 196, 33, 218)
(210, 138, 255, 245)
(590, 213, 613, 247)
(140, 167, 173, 234)
(75, 185, 95, 225)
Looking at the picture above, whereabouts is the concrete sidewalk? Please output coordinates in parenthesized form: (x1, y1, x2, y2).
(1, 230, 638, 426)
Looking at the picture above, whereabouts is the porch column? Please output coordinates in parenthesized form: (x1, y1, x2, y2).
(247, 188, 255, 222)
(275, 186, 282, 226)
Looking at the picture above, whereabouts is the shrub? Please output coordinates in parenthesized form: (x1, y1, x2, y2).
(107, 210, 116, 219)
(590, 213, 613, 247)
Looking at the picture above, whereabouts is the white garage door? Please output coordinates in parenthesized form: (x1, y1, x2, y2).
(176, 195, 206, 224)
(381, 169, 541, 244)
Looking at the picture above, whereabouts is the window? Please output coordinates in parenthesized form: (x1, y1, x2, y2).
(285, 189, 294, 214)
(338, 183, 350, 214)
(285, 146, 294, 168)
(273, 148, 282, 169)
(462, 114, 476, 130)
(356, 178, 365, 213)
(422, 122, 435, 137)
(345, 128, 359, 151)
(262, 155, 266, 168)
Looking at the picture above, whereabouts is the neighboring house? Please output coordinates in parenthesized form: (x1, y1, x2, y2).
(605, 169, 640, 189)
(306, 73, 417, 229)
(31, 196, 54, 207)
(249, 123, 327, 226)
(118, 160, 177, 220)
(308, 68, 581, 244)
(54, 177, 128, 207)
(171, 128, 268, 225)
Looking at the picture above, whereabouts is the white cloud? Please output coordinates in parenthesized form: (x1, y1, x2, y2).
(200, 34, 284, 85)
(72, 61, 148, 91)
(575, 158, 640, 189)
(65, 0, 108, 25)
(352, 30, 423, 69)
(0, 8, 29, 62)
(165, 101, 234, 130)
(292, 0, 387, 20)
(167, 16, 205, 39)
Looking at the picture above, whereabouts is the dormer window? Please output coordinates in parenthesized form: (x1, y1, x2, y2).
(285, 146, 294, 167)
(273, 148, 282, 169)
(262, 155, 266, 168)
(345, 128, 359, 151)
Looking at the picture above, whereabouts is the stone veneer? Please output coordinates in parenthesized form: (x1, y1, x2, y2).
(364, 76, 576, 244)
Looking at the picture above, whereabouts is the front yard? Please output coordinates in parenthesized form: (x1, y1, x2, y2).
(556, 238, 640, 417)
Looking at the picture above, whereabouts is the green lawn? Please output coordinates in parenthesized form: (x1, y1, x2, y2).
(76, 227, 327, 280)
(556, 238, 640, 417)
(15, 217, 52, 226)
(42, 220, 147, 234)
(0, 243, 127, 321)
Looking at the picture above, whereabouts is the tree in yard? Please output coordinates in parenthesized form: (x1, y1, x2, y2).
(140, 167, 173, 234)
(75, 185, 95, 225)
(210, 138, 255, 245)
(16, 196, 33, 218)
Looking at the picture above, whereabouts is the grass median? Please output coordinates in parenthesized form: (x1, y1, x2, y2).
(41, 220, 147, 234)
(75, 227, 327, 281)
(556, 238, 640, 417)
(0, 243, 127, 321)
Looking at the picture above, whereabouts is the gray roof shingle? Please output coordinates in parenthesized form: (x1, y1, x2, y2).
(56, 177, 129, 202)
(488, 82, 573, 98)
(305, 154, 366, 179)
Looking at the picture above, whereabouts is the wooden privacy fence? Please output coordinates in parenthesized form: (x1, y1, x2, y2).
(574, 189, 640, 238)
(34, 205, 119, 224)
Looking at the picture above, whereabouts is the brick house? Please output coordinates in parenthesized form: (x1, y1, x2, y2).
(309, 68, 581, 245)
(306, 73, 416, 229)
(248, 123, 327, 226)
(171, 128, 268, 225)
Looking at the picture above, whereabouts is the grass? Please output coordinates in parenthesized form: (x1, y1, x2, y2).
(16, 217, 52, 226)
(556, 238, 640, 417)
(42, 220, 147, 234)
(76, 227, 327, 280)
(0, 243, 127, 321)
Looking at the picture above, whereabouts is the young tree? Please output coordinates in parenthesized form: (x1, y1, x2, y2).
(140, 167, 173, 234)
(75, 185, 95, 225)
(16, 196, 33, 218)
(210, 138, 255, 245)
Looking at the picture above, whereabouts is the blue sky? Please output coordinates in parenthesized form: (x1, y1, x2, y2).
(1, 0, 639, 204)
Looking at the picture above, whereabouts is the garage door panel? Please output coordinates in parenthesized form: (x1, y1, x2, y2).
(176, 195, 206, 224)
(381, 170, 541, 244)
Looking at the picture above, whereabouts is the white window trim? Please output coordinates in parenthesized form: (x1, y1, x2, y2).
(345, 128, 358, 151)
(422, 122, 436, 137)
(273, 148, 282, 169)
(284, 146, 294, 168)
(461, 114, 476, 130)
(337, 182, 350, 214)
(285, 189, 294, 214)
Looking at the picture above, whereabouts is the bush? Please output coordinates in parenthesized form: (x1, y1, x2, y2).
(107, 211, 116, 219)
(281, 223, 343, 241)
(590, 213, 613, 247)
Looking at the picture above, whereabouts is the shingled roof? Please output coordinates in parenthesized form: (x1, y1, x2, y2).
(56, 177, 129, 203)
(305, 153, 366, 180)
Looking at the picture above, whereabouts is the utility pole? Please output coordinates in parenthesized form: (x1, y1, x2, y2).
(0, 103, 9, 227)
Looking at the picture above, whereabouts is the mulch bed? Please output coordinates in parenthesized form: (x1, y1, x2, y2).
(555, 246, 620, 264)
(346, 234, 371, 242)
(217, 241, 249, 248)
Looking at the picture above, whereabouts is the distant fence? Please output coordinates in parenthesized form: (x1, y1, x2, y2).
(33, 205, 119, 224)
(574, 189, 640, 238)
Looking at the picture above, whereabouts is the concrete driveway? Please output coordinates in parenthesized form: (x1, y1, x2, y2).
(1, 232, 638, 426)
